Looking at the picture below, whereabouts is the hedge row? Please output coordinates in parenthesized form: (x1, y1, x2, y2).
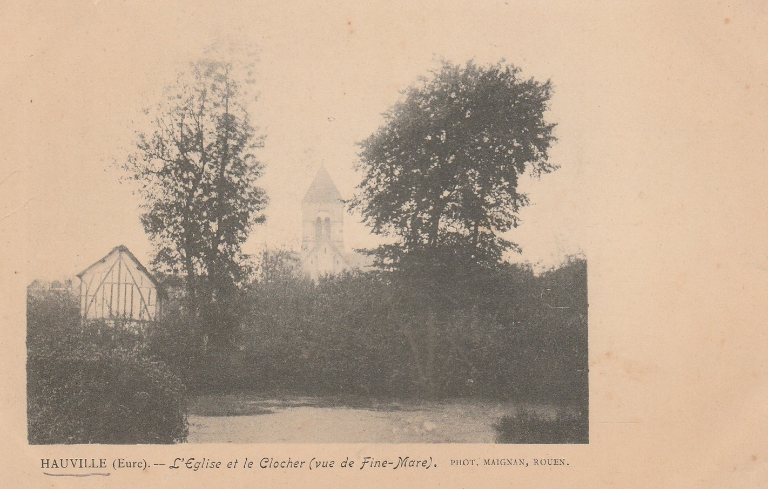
(186, 257, 588, 406)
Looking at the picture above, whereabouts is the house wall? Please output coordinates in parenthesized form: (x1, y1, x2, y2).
(79, 251, 159, 322)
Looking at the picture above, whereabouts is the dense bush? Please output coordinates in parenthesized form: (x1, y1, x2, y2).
(27, 286, 188, 444)
(27, 256, 588, 440)
(26, 284, 81, 352)
(145, 298, 203, 387)
(494, 407, 588, 444)
(194, 253, 588, 408)
(28, 348, 188, 444)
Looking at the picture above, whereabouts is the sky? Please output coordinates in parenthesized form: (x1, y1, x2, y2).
(6, 0, 766, 283)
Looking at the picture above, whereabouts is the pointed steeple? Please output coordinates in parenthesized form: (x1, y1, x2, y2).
(302, 164, 342, 203)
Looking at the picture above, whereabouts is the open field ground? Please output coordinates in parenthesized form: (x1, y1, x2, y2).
(188, 393, 578, 443)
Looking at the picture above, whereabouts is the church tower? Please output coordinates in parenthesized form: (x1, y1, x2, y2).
(300, 165, 350, 280)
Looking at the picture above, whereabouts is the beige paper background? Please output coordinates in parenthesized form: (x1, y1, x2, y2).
(2, 0, 767, 487)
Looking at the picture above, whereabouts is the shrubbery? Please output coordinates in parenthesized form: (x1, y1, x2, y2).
(192, 253, 588, 408)
(493, 406, 588, 444)
(27, 254, 587, 443)
(27, 287, 188, 444)
(28, 347, 188, 444)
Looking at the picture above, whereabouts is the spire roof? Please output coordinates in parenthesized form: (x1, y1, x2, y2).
(303, 164, 343, 203)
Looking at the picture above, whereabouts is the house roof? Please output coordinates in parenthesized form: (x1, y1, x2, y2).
(302, 164, 343, 203)
(76, 245, 162, 290)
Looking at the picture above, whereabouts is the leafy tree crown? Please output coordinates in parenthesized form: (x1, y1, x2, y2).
(122, 58, 267, 346)
(351, 59, 556, 271)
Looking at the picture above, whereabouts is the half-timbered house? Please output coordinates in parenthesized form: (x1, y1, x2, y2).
(76, 245, 163, 324)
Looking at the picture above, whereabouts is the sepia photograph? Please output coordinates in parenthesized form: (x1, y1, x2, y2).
(23, 13, 587, 446)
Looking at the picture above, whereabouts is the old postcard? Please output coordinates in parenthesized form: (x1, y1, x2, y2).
(2, 0, 767, 487)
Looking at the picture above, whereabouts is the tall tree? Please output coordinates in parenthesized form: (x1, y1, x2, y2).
(351, 59, 557, 396)
(123, 58, 267, 348)
(351, 59, 557, 273)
